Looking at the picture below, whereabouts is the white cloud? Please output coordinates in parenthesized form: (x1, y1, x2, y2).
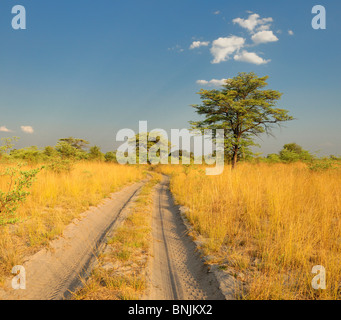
(210, 36, 245, 64)
(189, 41, 210, 49)
(196, 78, 228, 86)
(251, 30, 279, 44)
(234, 50, 270, 65)
(233, 13, 273, 33)
(21, 126, 34, 134)
(257, 25, 271, 31)
(213, 10, 220, 15)
(288, 30, 294, 36)
(0, 126, 11, 132)
(168, 44, 184, 52)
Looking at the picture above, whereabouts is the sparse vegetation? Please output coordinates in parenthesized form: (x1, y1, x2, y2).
(0, 164, 43, 225)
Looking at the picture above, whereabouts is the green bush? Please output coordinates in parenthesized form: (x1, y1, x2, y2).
(308, 160, 337, 172)
(0, 164, 43, 225)
(104, 151, 117, 162)
(46, 159, 74, 174)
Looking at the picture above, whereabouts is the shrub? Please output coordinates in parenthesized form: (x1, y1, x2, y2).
(0, 165, 42, 225)
(46, 159, 74, 174)
(104, 151, 117, 162)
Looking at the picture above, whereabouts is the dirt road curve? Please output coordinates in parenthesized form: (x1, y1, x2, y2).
(146, 177, 225, 300)
(0, 181, 145, 300)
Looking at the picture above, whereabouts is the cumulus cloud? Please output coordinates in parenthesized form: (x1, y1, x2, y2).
(257, 24, 271, 32)
(251, 30, 279, 44)
(196, 78, 228, 86)
(288, 30, 294, 35)
(232, 13, 273, 33)
(189, 41, 210, 49)
(213, 10, 221, 15)
(0, 126, 11, 132)
(21, 126, 34, 134)
(234, 50, 270, 65)
(210, 36, 245, 64)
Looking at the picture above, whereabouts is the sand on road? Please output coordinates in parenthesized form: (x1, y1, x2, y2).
(0, 180, 146, 300)
(146, 176, 225, 300)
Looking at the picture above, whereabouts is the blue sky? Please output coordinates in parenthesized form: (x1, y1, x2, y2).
(0, 0, 340, 156)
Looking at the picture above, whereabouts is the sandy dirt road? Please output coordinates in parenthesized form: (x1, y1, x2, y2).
(0, 180, 145, 300)
(146, 177, 225, 300)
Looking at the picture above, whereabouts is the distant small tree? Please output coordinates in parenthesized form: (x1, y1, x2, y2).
(330, 155, 341, 161)
(58, 137, 90, 151)
(88, 145, 104, 161)
(0, 137, 20, 156)
(55, 141, 78, 159)
(279, 143, 313, 162)
(43, 146, 59, 158)
(10, 146, 43, 164)
(282, 143, 303, 154)
(266, 153, 281, 163)
(104, 151, 117, 162)
(133, 132, 171, 164)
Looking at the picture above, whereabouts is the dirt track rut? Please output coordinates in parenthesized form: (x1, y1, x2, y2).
(0, 181, 145, 300)
(146, 177, 224, 300)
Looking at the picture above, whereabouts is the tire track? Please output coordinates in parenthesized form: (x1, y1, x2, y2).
(1, 180, 146, 300)
(147, 176, 225, 300)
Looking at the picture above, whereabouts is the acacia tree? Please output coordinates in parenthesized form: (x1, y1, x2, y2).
(133, 132, 171, 164)
(190, 72, 294, 169)
(58, 137, 89, 151)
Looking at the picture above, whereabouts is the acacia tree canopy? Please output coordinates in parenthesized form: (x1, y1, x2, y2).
(190, 72, 294, 168)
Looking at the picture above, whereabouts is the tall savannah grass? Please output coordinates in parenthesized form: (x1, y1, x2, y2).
(158, 163, 341, 299)
(0, 161, 144, 285)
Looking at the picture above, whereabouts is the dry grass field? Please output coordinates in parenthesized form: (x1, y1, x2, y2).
(1, 159, 340, 300)
(157, 163, 341, 299)
(0, 161, 145, 285)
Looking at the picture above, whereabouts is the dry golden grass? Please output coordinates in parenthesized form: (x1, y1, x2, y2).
(0, 161, 145, 285)
(73, 173, 161, 300)
(157, 163, 341, 300)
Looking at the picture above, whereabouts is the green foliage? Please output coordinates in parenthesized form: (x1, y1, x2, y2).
(308, 160, 337, 172)
(279, 143, 313, 162)
(58, 137, 90, 151)
(132, 132, 171, 164)
(282, 143, 303, 154)
(329, 155, 341, 161)
(43, 146, 59, 158)
(266, 153, 281, 163)
(0, 137, 20, 156)
(104, 151, 117, 162)
(10, 146, 44, 164)
(55, 141, 77, 159)
(190, 72, 293, 168)
(55, 137, 91, 160)
(0, 164, 42, 225)
(88, 145, 104, 161)
(46, 159, 73, 174)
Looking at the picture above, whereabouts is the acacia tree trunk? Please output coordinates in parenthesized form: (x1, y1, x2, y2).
(231, 133, 240, 169)
(231, 146, 238, 169)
